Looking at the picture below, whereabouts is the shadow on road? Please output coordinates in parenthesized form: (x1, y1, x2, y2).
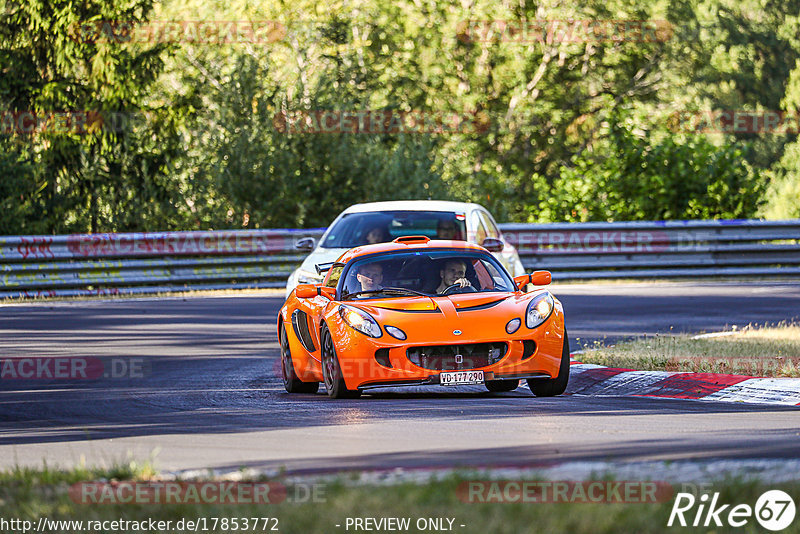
(2, 355, 798, 447)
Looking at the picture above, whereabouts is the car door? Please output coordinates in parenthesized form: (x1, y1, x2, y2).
(292, 264, 343, 371)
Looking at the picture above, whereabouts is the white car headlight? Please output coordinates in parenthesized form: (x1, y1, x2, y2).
(525, 292, 555, 329)
(296, 269, 323, 284)
(339, 305, 383, 338)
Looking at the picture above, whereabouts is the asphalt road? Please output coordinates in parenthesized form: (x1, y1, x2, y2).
(1, 281, 799, 474)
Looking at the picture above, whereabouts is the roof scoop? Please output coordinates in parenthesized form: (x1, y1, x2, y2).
(393, 235, 430, 245)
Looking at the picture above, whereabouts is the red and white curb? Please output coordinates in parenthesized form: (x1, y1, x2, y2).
(567, 361, 800, 406)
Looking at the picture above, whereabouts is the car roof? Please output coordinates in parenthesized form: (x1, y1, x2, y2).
(341, 200, 487, 214)
(336, 238, 488, 264)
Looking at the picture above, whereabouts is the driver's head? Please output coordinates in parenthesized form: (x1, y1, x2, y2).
(440, 259, 467, 287)
(365, 225, 389, 244)
(437, 220, 458, 240)
(356, 263, 383, 291)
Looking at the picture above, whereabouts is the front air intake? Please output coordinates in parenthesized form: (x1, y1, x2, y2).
(407, 342, 507, 371)
(291, 309, 316, 352)
(522, 340, 537, 360)
(375, 348, 392, 368)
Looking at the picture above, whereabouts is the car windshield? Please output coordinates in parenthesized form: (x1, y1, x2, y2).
(321, 211, 467, 248)
(340, 250, 515, 300)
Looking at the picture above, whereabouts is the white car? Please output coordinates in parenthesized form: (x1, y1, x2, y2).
(285, 200, 526, 299)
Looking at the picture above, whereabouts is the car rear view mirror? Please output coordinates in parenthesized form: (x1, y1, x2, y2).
(481, 237, 504, 252)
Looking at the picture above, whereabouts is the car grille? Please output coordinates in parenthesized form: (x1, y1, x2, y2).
(407, 342, 507, 371)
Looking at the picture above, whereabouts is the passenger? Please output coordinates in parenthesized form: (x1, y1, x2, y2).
(356, 263, 384, 292)
(436, 219, 460, 240)
(436, 259, 472, 293)
(365, 225, 391, 244)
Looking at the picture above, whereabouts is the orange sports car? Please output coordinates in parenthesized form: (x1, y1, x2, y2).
(277, 236, 569, 398)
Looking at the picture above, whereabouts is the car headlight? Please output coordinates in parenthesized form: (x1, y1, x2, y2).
(296, 269, 323, 284)
(525, 292, 554, 329)
(339, 305, 383, 338)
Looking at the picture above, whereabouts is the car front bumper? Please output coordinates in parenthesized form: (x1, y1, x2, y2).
(327, 313, 566, 391)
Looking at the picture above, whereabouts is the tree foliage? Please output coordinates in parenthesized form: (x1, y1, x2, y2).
(1, 0, 797, 234)
(0, 0, 185, 233)
(538, 118, 764, 221)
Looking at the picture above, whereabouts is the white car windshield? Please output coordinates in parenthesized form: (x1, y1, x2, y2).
(321, 211, 467, 248)
(340, 250, 515, 299)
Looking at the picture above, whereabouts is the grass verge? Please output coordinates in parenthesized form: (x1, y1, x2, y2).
(576, 322, 800, 377)
(1, 466, 799, 534)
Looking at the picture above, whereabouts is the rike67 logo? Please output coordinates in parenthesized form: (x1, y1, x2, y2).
(668, 490, 796, 531)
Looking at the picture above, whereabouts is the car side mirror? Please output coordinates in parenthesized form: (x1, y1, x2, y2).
(295, 237, 316, 252)
(296, 285, 335, 300)
(295, 284, 317, 298)
(531, 270, 552, 286)
(481, 237, 504, 252)
(514, 270, 552, 290)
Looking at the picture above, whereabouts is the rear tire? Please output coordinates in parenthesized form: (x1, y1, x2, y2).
(485, 379, 520, 393)
(321, 327, 361, 399)
(280, 323, 319, 394)
(527, 332, 570, 397)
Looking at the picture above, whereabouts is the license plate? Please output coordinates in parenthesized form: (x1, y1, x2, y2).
(440, 370, 484, 386)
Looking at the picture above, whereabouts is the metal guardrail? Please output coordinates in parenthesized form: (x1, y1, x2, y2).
(0, 229, 325, 299)
(0, 220, 798, 299)
(501, 219, 800, 279)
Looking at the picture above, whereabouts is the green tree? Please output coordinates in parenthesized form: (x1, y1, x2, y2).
(538, 119, 765, 222)
(3, 0, 796, 234)
(0, 0, 186, 234)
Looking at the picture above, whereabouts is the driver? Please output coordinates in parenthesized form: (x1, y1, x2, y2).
(365, 224, 390, 244)
(436, 219, 459, 240)
(356, 263, 383, 292)
(436, 259, 472, 294)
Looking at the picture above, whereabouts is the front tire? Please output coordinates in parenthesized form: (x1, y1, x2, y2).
(485, 379, 520, 393)
(280, 323, 319, 394)
(321, 327, 361, 399)
(527, 332, 570, 397)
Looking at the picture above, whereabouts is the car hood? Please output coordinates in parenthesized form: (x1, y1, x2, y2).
(363, 293, 506, 312)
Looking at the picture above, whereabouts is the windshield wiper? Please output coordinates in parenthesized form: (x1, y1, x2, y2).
(342, 287, 428, 300)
